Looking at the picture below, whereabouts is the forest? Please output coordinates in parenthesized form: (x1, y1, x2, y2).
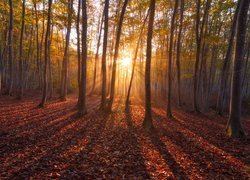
(0, 0, 249, 178)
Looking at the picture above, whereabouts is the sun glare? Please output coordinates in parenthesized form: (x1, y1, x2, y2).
(121, 57, 132, 68)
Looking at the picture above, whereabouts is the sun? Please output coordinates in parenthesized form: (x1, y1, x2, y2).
(121, 57, 132, 68)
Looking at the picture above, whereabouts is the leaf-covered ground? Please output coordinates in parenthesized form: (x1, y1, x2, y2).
(0, 95, 249, 179)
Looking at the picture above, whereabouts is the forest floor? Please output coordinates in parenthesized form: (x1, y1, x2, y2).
(0, 94, 249, 179)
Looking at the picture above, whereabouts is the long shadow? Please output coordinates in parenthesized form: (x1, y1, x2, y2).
(160, 127, 248, 178)
(1, 99, 100, 158)
(1, 100, 74, 130)
(7, 108, 104, 179)
(172, 111, 250, 165)
(148, 130, 189, 179)
(123, 108, 150, 178)
(59, 112, 110, 178)
(151, 110, 249, 178)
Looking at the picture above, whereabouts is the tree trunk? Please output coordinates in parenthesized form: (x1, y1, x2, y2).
(100, 0, 109, 110)
(176, 0, 184, 107)
(7, 0, 13, 95)
(33, 2, 41, 89)
(38, 0, 52, 107)
(217, 0, 241, 115)
(61, 0, 74, 101)
(77, 0, 81, 105)
(91, 10, 104, 95)
(78, 0, 87, 115)
(107, 0, 129, 112)
(17, 0, 26, 99)
(167, 0, 178, 118)
(226, 0, 249, 138)
(125, 10, 149, 110)
(142, 0, 156, 131)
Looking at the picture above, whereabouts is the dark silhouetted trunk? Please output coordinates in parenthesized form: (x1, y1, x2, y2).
(143, 0, 155, 131)
(17, 0, 26, 99)
(167, 0, 178, 118)
(78, 0, 87, 115)
(7, 0, 13, 95)
(39, 0, 52, 107)
(217, 0, 241, 115)
(61, 0, 74, 100)
(100, 0, 109, 110)
(176, 0, 184, 107)
(107, 0, 129, 111)
(226, 0, 249, 138)
(77, 0, 81, 105)
(34, 2, 40, 89)
(125, 10, 149, 110)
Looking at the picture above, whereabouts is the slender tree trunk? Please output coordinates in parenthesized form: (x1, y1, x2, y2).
(167, 0, 178, 118)
(33, 2, 41, 89)
(193, 0, 201, 112)
(38, 0, 46, 89)
(77, 0, 81, 105)
(107, 0, 129, 112)
(125, 10, 149, 110)
(61, 0, 74, 100)
(91, 10, 104, 94)
(100, 0, 109, 110)
(78, 0, 87, 115)
(17, 0, 26, 99)
(142, 0, 156, 131)
(226, 0, 249, 138)
(39, 0, 52, 107)
(217, 0, 241, 115)
(7, 0, 13, 95)
(0, 45, 2, 93)
(48, 24, 54, 99)
(176, 0, 184, 107)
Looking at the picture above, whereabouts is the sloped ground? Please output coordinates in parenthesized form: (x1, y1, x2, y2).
(0, 95, 249, 179)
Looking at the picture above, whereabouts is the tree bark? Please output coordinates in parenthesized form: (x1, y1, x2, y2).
(142, 0, 156, 131)
(7, 0, 13, 95)
(91, 10, 104, 95)
(125, 10, 149, 110)
(77, 0, 81, 105)
(60, 0, 74, 101)
(226, 0, 249, 138)
(107, 0, 129, 112)
(176, 0, 184, 107)
(17, 0, 26, 99)
(167, 0, 178, 118)
(217, 0, 241, 115)
(39, 0, 52, 107)
(78, 0, 87, 115)
(100, 0, 109, 110)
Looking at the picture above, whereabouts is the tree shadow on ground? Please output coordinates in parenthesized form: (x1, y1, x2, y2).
(123, 108, 150, 178)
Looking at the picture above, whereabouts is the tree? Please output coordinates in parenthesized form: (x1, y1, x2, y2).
(226, 0, 249, 138)
(76, 0, 81, 105)
(78, 0, 87, 115)
(217, 0, 241, 115)
(167, 0, 178, 118)
(125, 10, 149, 110)
(142, 0, 156, 131)
(193, 0, 211, 112)
(107, 0, 129, 112)
(100, 0, 109, 110)
(91, 10, 104, 95)
(17, 0, 26, 99)
(61, 0, 74, 101)
(39, 0, 53, 107)
(7, 0, 13, 96)
(176, 0, 184, 107)
(33, 1, 41, 89)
